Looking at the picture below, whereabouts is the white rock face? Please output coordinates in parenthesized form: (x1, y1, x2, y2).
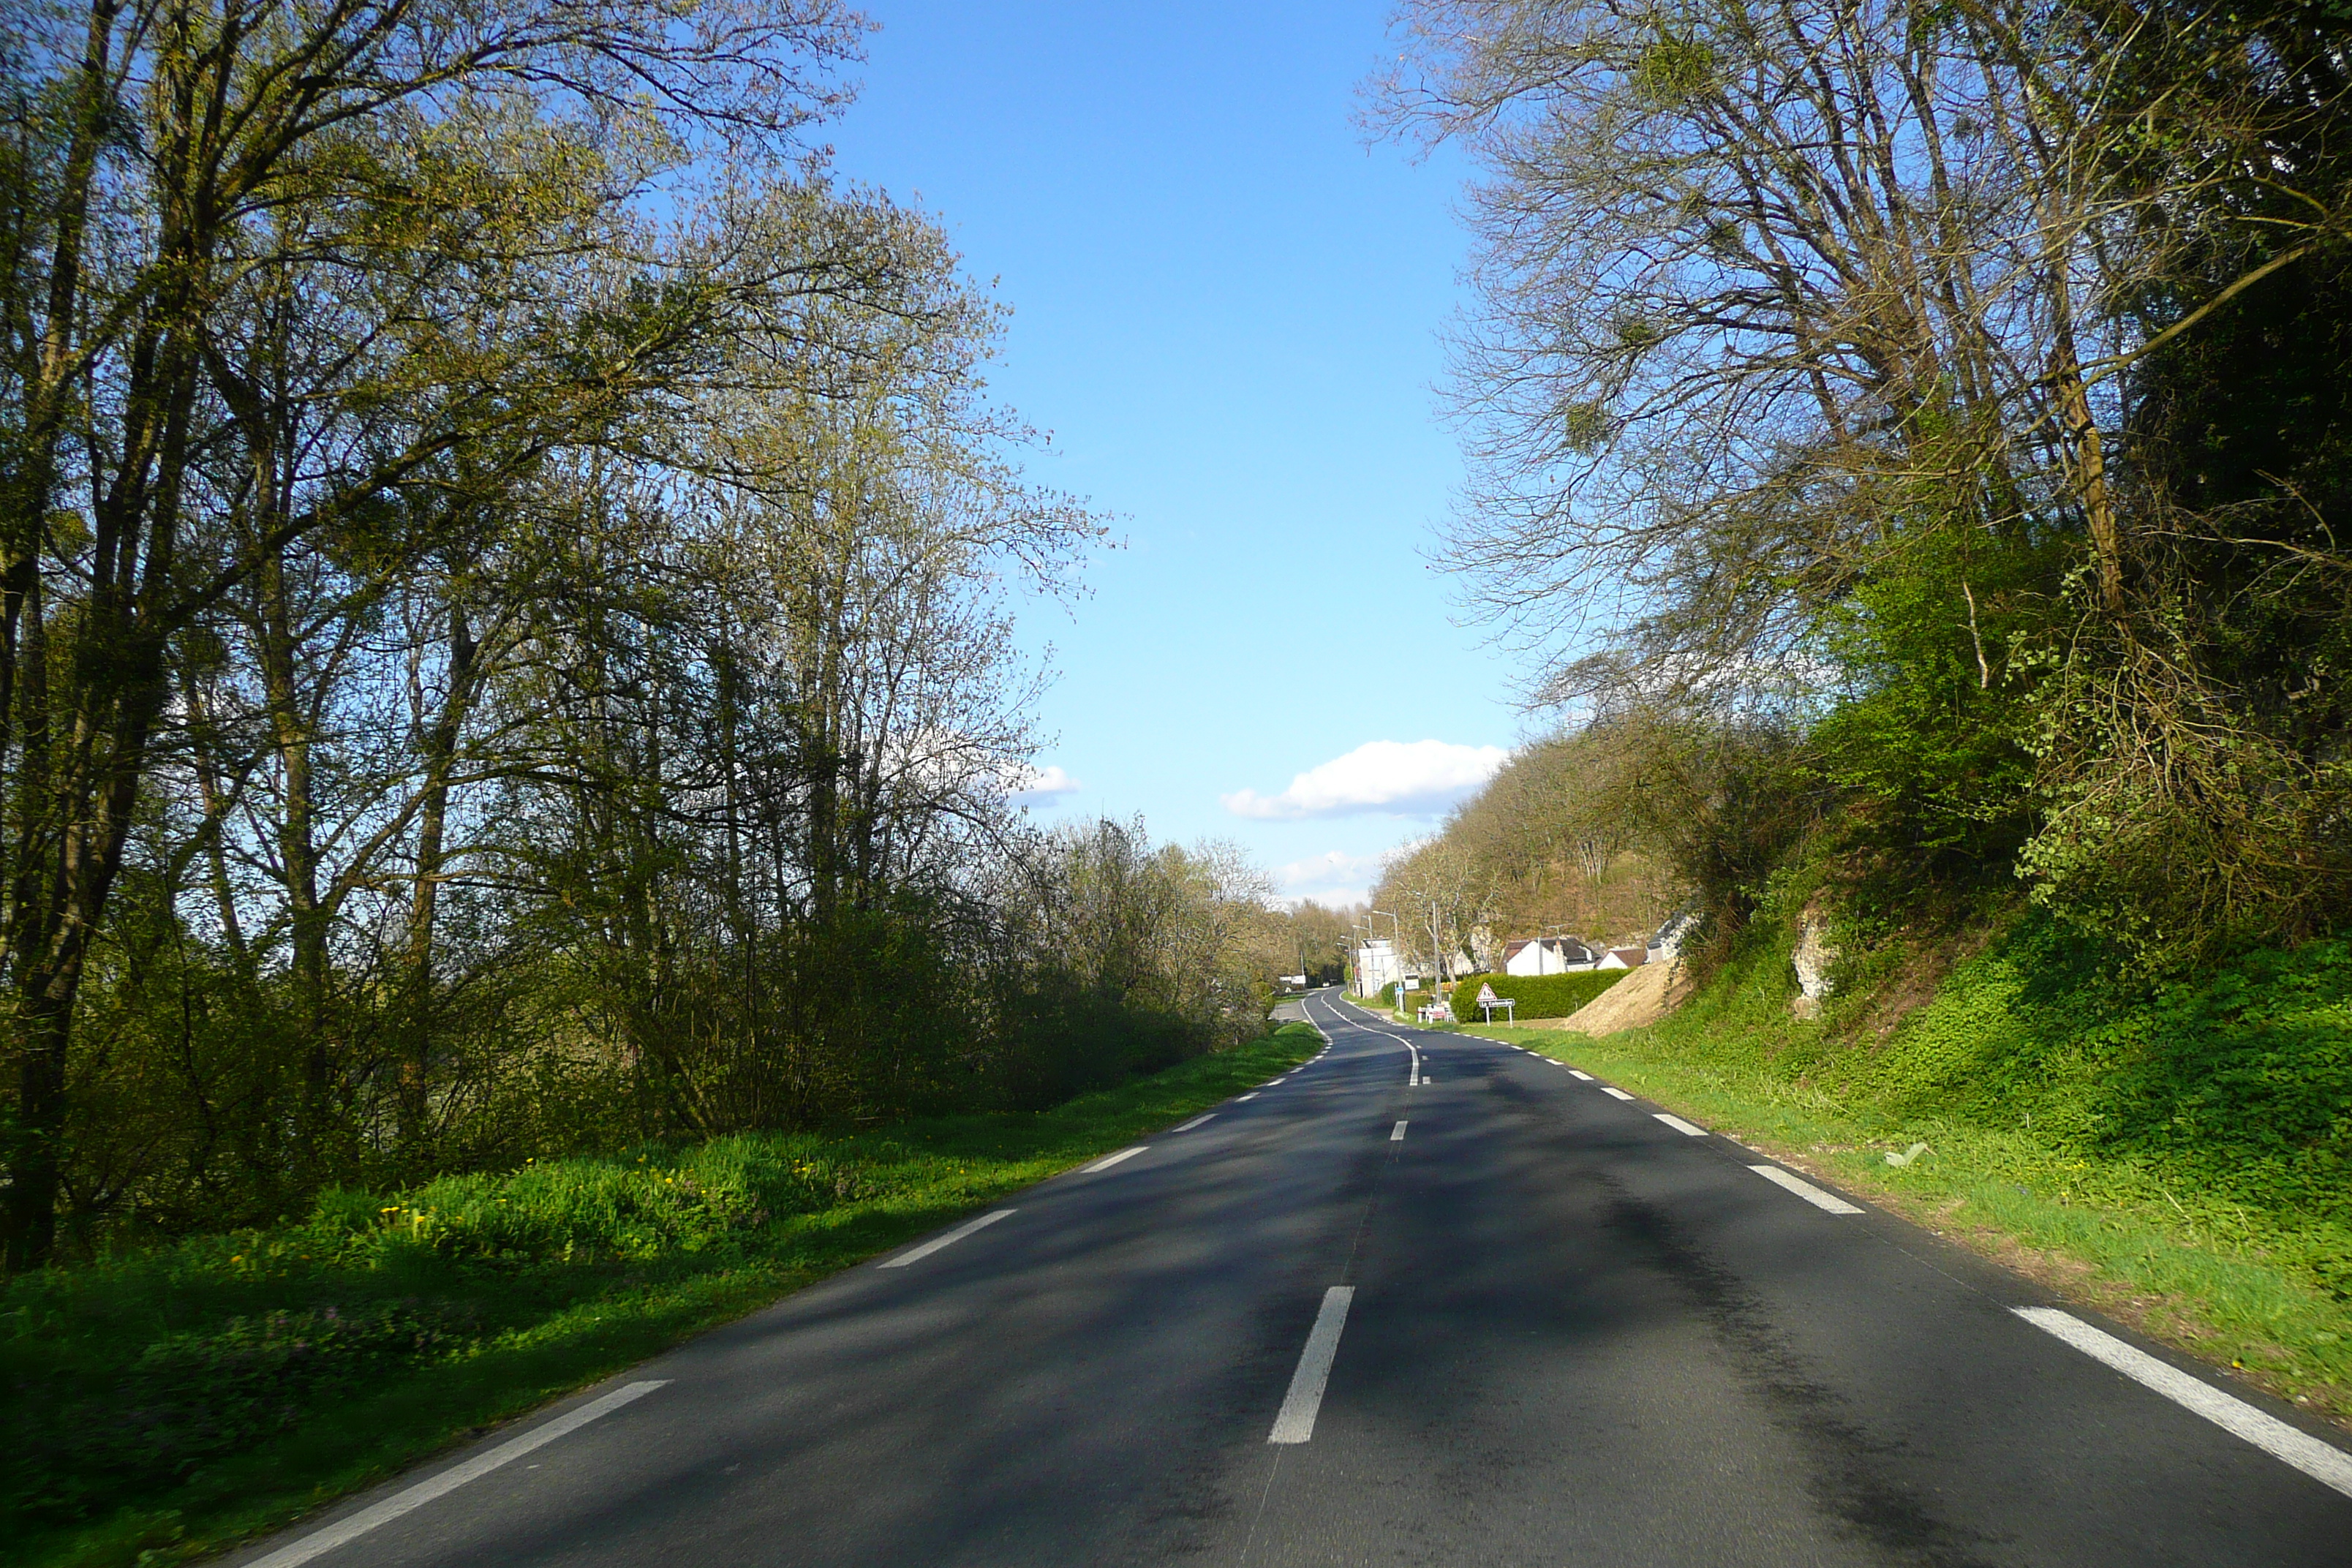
(1791, 910, 1838, 1018)
(1649, 910, 1700, 960)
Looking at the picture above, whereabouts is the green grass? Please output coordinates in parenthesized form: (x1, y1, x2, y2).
(1, 1022, 1323, 1568)
(1462, 921, 2352, 1432)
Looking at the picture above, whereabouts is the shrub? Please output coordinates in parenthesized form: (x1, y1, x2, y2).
(1446, 970, 1628, 1019)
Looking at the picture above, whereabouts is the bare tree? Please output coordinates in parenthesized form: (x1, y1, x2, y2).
(1372, 0, 2348, 705)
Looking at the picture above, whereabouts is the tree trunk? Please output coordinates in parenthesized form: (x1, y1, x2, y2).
(398, 600, 475, 1161)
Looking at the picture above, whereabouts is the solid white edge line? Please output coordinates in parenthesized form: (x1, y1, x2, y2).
(1569, 1069, 1594, 1080)
(878, 1207, 1016, 1268)
(1269, 1286, 1356, 1444)
(2013, 1307, 2352, 1499)
(1174, 1113, 1215, 1132)
(1082, 1145, 1147, 1174)
(1390, 1120, 1407, 1142)
(1599, 1086, 1635, 1101)
(244, 1380, 671, 1568)
(1748, 1164, 1864, 1214)
(1654, 1113, 1707, 1137)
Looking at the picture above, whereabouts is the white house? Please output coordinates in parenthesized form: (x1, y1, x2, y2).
(1593, 946, 1649, 970)
(1352, 938, 1413, 998)
(1502, 935, 1599, 976)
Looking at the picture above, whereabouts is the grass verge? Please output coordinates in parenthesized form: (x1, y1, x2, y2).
(1458, 929, 2352, 1437)
(3, 1022, 1322, 1568)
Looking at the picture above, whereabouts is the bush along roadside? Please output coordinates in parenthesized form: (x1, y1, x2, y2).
(1442, 970, 1627, 1019)
(0, 1022, 1323, 1568)
(1475, 916, 2352, 1433)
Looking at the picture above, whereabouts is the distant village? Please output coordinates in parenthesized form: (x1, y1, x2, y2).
(1348, 913, 1696, 999)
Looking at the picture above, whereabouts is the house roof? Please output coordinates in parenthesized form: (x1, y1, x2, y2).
(1504, 935, 1594, 958)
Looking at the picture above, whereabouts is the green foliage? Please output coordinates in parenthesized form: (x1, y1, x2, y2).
(1485, 913, 2352, 1420)
(1, 1024, 1323, 1564)
(1000, 987, 1202, 1110)
(1808, 527, 2056, 867)
(2015, 603, 2352, 969)
(1376, 985, 1443, 1014)
(1611, 905, 2352, 1303)
(1559, 400, 1612, 453)
(1632, 33, 1715, 103)
(1445, 970, 1628, 1019)
(1627, 717, 1824, 941)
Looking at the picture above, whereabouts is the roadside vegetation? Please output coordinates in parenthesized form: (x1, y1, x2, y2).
(1473, 919, 2352, 1430)
(1, 1022, 1322, 1568)
(1437, 970, 1624, 1019)
(0, 8, 1346, 1556)
(1362, 0, 2352, 1417)
(0, 0, 1319, 1271)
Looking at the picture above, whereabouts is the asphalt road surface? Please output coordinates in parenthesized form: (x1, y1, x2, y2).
(226, 990, 2352, 1567)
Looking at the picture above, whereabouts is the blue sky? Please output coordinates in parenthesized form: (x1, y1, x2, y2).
(825, 1, 1538, 905)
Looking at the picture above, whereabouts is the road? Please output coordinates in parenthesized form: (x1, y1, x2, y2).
(227, 990, 2352, 1567)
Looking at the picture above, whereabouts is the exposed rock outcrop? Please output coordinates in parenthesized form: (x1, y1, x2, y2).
(1791, 902, 1838, 1019)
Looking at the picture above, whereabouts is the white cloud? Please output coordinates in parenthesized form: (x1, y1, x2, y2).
(1003, 762, 1081, 807)
(1273, 850, 1388, 908)
(1221, 739, 1509, 821)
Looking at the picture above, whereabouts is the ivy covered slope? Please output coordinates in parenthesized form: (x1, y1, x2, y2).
(1504, 909, 2352, 1425)
(0, 1024, 1322, 1568)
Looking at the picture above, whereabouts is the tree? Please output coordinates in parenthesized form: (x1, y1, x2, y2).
(1376, 0, 2352, 960)
(0, 0, 865, 1266)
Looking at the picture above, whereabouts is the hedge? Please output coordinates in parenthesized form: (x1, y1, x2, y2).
(1443, 970, 1629, 1020)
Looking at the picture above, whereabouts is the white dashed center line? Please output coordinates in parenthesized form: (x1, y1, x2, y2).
(1749, 1164, 1863, 1214)
(1654, 1113, 1707, 1137)
(1269, 1286, 1356, 1444)
(1082, 1146, 1147, 1174)
(1391, 1120, 1408, 1142)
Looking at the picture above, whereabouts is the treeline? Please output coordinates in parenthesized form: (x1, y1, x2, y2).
(1378, 0, 2352, 965)
(0, 1, 1275, 1269)
(1372, 726, 1678, 970)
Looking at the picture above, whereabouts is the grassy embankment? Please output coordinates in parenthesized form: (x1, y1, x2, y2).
(2, 1022, 1324, 1568)
(1461, 918, 2352, 1431)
